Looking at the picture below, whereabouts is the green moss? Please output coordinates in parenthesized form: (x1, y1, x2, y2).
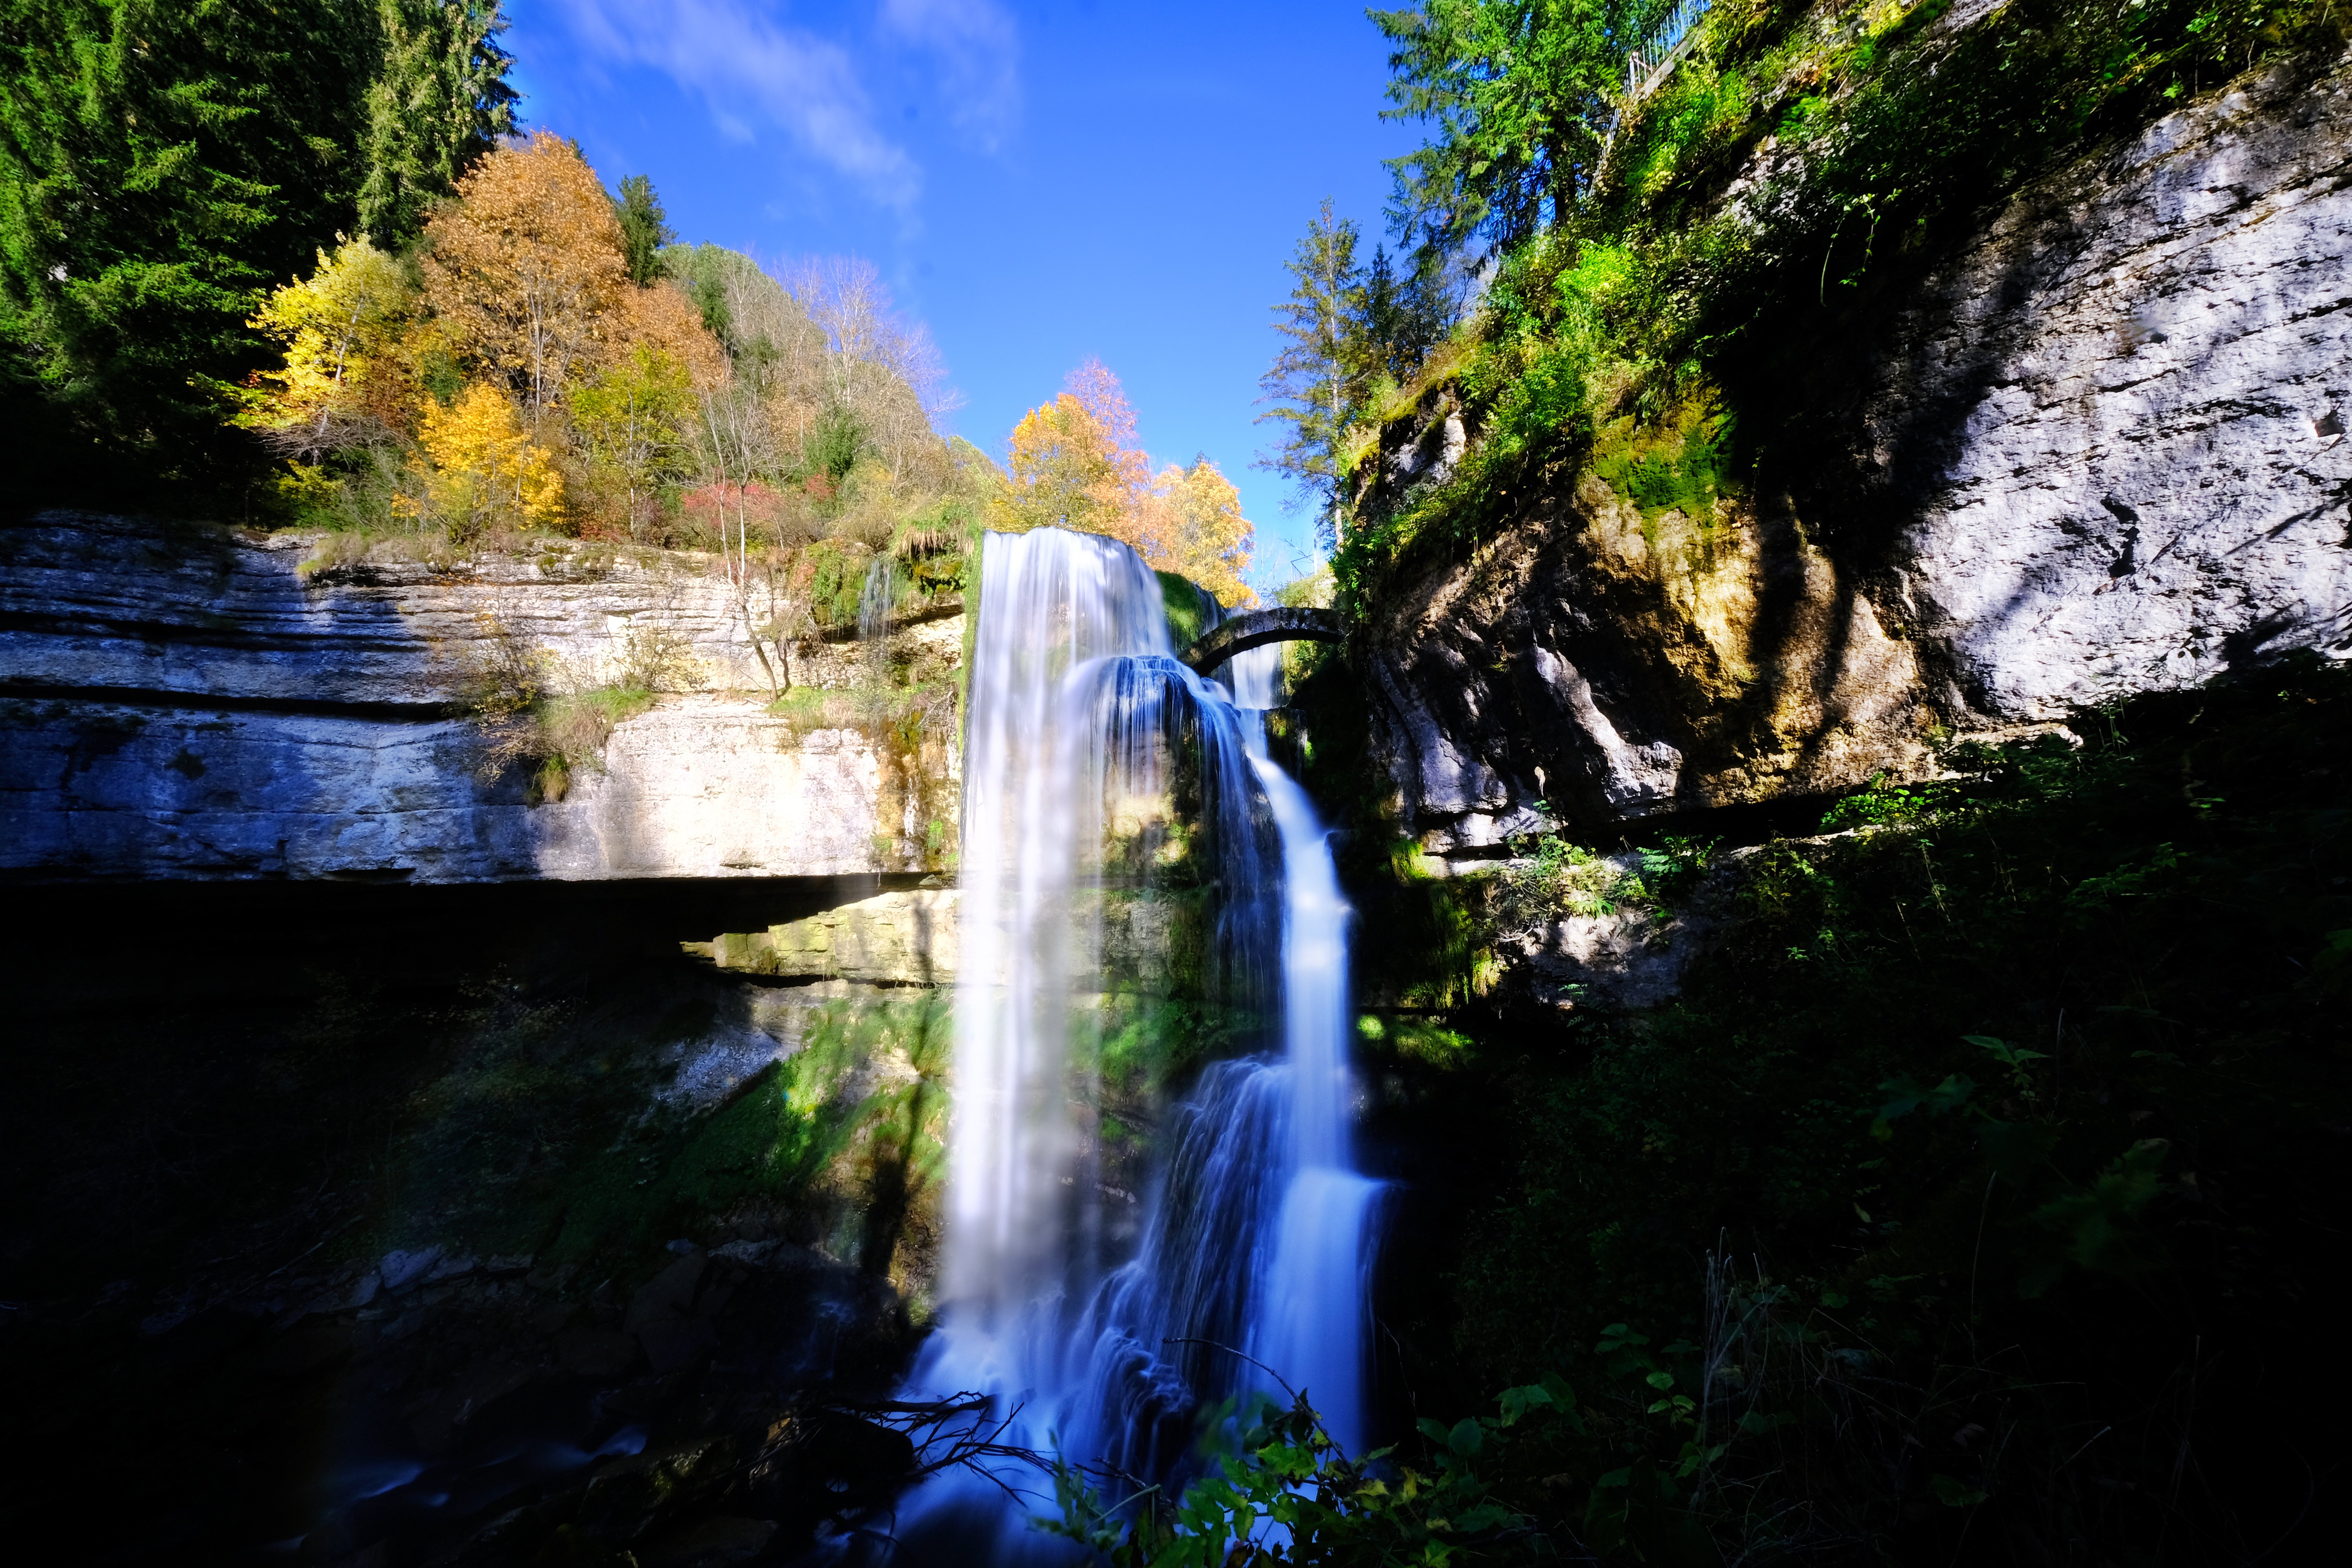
(805, 540, 878, 631)
(1156, 569, 1214, 648)
(539, 988, 952, 1271)
(1589, 393, 1741, 524)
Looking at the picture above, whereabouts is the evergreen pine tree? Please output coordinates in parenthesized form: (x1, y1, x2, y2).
(355, 0, 519, 250)
(0, 0, 378, 489)
(611, 175, 674, 286)
(1255, 199, 1363, 543)
(1356, 244, 1458, 385)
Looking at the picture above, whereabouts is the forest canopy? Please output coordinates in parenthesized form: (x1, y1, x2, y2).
(0, 0, 516, 496)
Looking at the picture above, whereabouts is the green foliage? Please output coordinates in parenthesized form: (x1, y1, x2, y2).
(1257, 202, 1461, 538)
(1048, 1381, 1560, 1566)
(1377, 1, 1675, 258)
(0, 0, 371, 488)
(1332, 0, 2344, 608)
(806, 541, 883, 630)
(459, 612, 699, 798)
(355, 0, 516, 249)
(1419, 658, 2352, 1557)
(1490, 832, 1640, 927)
(516, 988, 948, 1267)
(1093, 992, 1256, 1104)
(1818, 769, 1957, 830)
(1589, 394, 1737, 522)
(1634, 834, 1716, 904)
(1158, 569, 1217, 648)
(610, 173, 674, 286)
(0, 0, 516, 496)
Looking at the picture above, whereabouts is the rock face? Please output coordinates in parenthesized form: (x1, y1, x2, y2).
(697, 890, 962, 986)
(1368, 52, 2352, 850)
(0, 514, 959, 881)
(692, 887, 1199, 995)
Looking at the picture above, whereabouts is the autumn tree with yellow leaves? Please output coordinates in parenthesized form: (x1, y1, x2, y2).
(992, 358, 1257, 606)
(1141, 458, 1254, 608)
(240, 236, 418, 459)
(228, 125, 988, 721)
(993, 392, 1141, 543)
(403, 382, 564, 540)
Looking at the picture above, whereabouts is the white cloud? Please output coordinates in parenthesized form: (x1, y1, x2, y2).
(558, 0, 925, 209)
(881, 0, 1021, 149)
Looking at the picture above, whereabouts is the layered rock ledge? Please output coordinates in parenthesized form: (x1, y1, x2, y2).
(0, 514, 960, 882)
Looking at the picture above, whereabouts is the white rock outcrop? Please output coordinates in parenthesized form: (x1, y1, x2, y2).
(0, 514, 957, 881)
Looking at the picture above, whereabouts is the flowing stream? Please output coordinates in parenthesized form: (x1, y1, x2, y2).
(894, 527, 1381, 1557)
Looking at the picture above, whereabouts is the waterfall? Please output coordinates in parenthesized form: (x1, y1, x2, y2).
(857, 554, 894, 686)
(895, 529, 1381, 1559)
(1226, 643, 1383, 1454)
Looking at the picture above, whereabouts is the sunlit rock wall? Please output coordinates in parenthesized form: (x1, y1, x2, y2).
(0, 514, 959, 881)
(1368, 51, 2352, 850)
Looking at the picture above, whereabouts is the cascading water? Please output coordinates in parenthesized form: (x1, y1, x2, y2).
(858, 554, 895, 686)
(1224, 644, 1384, 1456)
(894, 528, 1381, 1559)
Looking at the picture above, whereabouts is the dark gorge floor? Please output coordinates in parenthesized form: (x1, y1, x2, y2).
(0, 878, 939, 1567)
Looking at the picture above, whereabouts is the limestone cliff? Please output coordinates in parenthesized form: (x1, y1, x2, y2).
(0, 514, 962, 881)
(1366, 52, 2352, 852)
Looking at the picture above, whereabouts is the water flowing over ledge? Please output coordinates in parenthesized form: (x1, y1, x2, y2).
(889, 528, 1383, 1560)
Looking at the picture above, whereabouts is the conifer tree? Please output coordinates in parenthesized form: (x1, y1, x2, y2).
(357, 0, 520, 250)
(1375, 0, 1661, 259)
(611, 175, 674, 287)
(1256, 199, 1363, 542)
(0, 0, 378, 485)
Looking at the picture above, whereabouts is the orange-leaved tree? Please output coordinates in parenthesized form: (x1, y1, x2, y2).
(422, 132, 630, 409)
(1140, 458, 1256, 608)
(608, 282, 729, 393)
(402, 381, 564, 539)
(991, 360, 1150, 545)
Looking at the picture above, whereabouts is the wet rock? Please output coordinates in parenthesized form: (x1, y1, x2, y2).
(577, 1435, 737, 1542)
(525, 1261, 580, 1293)
(626, 1252, 709, 1337)
(708, 1240, 787, 1268)
(637, 1316, 718, 1377)
(623, 1248, 735, 1371)
(535, 1300, 584, 1336)
(406, 1359, 536, 1457)
(441, 1502, 565, 1568)
(705, 890, 960, 985)
(291, 1269, 379, 1316)
(256, 1318, 355, 1379)
(380, 1249, 439, 1293)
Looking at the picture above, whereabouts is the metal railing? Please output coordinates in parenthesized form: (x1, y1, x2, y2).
(1625, 0, 1711, 101)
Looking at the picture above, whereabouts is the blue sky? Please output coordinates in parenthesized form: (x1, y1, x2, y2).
(503, 0, 1421, 591)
